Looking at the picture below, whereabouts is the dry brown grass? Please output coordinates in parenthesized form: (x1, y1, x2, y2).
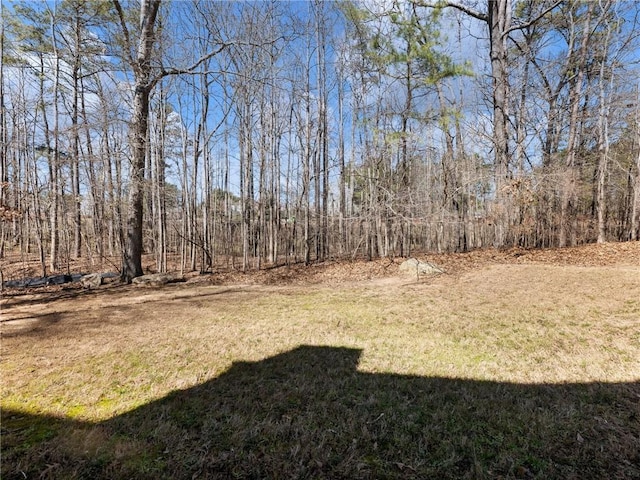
(1, 242, 639, 479)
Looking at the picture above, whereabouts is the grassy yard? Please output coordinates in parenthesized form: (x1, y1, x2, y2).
(1, 258, 639, 479)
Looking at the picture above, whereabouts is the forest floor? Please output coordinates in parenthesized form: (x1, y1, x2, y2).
(2, 239, 639, 290)
(1, 242, 639, 479)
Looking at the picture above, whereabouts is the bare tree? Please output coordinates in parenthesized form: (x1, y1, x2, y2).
(112, 0, 228, 281)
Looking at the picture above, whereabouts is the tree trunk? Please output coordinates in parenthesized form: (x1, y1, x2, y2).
(122, 83, 151, 280)
(596, 17, 613, 244)
(487, 0, 512, 247)
(71, 10, 82, 259)
(118, 0, 161, 282)
(0, 3, 7, 259)
(632, 87, 640, 240)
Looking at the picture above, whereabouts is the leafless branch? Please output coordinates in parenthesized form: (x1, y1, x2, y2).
(111, 0, 134, 67)
(411, 0, 487, 22)
(504, 0, 563, 37)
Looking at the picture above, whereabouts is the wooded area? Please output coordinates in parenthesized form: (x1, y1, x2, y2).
(2, 0, 639, 281)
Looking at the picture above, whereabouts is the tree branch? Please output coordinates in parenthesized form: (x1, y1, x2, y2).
(111, 0, 134, 67)
(137, 0, 161, 64)
(150, 36, 284, 87)
(152, 42, 229, 85)
(411, 0, 488, 22)
(504, 0, 563, 37)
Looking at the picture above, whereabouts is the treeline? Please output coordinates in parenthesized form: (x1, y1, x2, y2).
(1, 0, 639, 277)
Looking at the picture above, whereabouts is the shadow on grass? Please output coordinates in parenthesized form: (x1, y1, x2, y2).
(2, 346, 639, 479)
(1, 286, 248, 339)
(1, 283, 127, 309)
